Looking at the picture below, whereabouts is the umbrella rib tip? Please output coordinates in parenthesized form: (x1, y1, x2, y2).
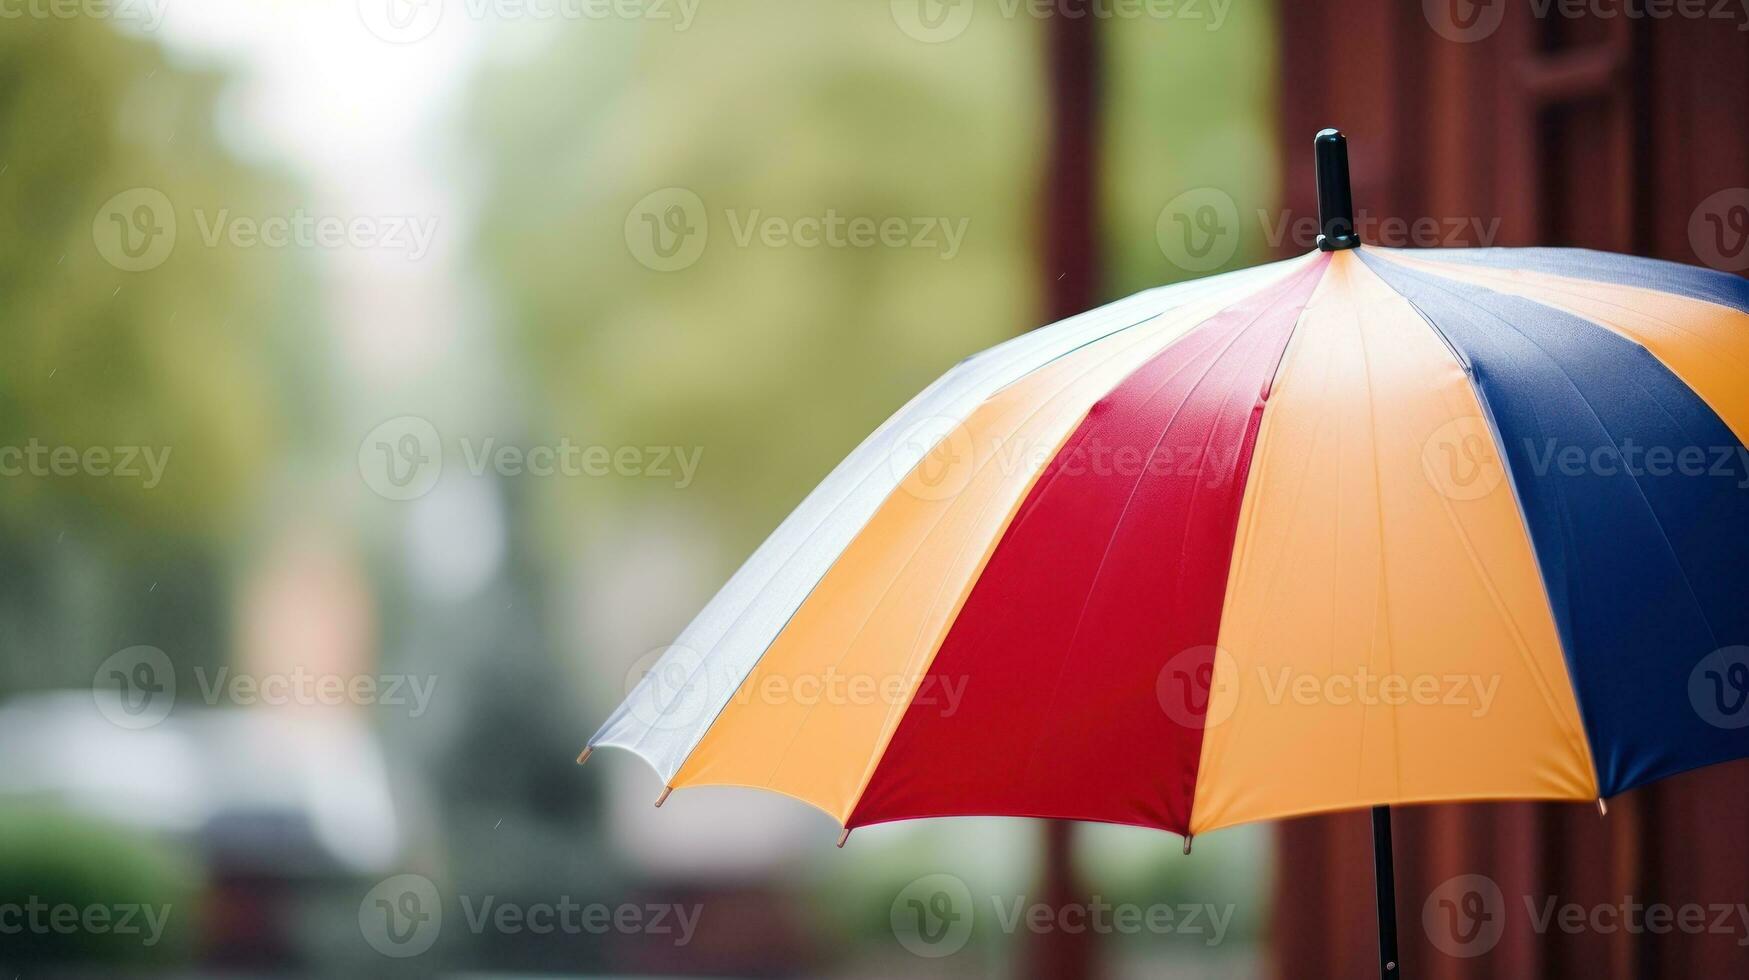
(575, 746, 593, 766)
(1596, 797, 1608, 817)
(655, 786, 672, 808)
(1183, 835, 1194, 855)
(836, 828, 851, 848)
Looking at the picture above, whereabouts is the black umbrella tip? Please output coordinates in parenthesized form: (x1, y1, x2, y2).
(1314, 128, 1360, 252)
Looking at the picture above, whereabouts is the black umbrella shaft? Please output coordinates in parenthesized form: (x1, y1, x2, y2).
(1373, 805, 1401, 980)
(1315, 129, 1359, 251)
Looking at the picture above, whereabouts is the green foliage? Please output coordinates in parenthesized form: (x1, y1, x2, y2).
(0, 803, 198, 966)
(1103, 5, 1281, 291)
(0, 19, 314, 544)
(470, 2, 1045, 558)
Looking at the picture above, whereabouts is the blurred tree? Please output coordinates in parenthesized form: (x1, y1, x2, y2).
(468, 1, 1045, 559)
(1102, 2, 1280, 292)
(465, 5, 1046, 971)
(0, 20, 318, 693)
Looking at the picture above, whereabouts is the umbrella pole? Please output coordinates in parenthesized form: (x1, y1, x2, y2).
(1371, 805, 1401, 980)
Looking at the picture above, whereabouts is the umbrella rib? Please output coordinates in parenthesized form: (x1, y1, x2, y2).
(1351, 284, 1404, 803)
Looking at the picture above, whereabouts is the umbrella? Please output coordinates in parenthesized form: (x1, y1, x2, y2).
(581, 130, 1749, 979)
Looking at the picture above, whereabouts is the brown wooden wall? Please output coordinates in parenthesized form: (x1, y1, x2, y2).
(1270, 4, 1749, 978)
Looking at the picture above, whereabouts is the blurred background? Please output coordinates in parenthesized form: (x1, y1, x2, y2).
(0, 1, 1744, 977)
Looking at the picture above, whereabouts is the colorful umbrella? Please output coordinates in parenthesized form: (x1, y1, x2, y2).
(582, 131, 1749, 978)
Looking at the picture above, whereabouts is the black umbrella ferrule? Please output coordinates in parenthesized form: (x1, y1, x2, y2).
(1315, 128, 1360, 251)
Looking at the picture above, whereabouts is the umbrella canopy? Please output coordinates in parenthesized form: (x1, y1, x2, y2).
(586, 155, 1749, 850)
